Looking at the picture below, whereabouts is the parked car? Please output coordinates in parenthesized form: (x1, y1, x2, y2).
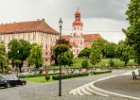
(0, 77, 9, 88)
(0, 75, 26, 88)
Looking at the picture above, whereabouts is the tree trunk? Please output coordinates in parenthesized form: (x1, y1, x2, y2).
(19, 62, 23, 72)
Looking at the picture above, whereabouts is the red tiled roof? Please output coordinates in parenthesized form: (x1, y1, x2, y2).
(0, 20, 59, 34)
(83, 34, 102, 42)
(62, 35, 70, 41)
(62, 33, 103, 48)
(70, 41, 78, 47)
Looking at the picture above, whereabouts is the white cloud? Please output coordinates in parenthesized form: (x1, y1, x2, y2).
(0, 0, 130, 43)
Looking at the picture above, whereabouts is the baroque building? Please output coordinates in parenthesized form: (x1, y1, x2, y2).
(0, 19, 59, 66)
(62, 9, 103, 57)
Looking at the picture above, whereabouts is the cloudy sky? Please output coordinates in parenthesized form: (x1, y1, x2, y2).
(0, 0, 130, 43)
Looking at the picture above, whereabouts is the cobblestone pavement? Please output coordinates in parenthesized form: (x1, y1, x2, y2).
(0, 70, 134, 100)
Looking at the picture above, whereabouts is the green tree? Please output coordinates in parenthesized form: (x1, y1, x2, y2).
(116, 40, 125, 58)
(0, 42, 8, 73)
(89, 49, 101, 65)
(91, 38, 109, 58)
(28, 43, 43, 69)
(104, 42, 117, 58)
(108, 59, 115, 67)
(123, 0, 140, 64)
(53, 44, 69, 65)
(121, 51, 129, 66)
(8, 39, 31, 71)
(57, 50, 73, 66)
(90, 39, 104, 66)
(81, 60, 89, 69)
(116, 40, 133, 66)
(78, 48, 91, 58)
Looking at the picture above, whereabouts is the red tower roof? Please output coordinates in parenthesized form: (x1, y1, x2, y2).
(72, 8, 83, 26)
(75, 11, 81, 16)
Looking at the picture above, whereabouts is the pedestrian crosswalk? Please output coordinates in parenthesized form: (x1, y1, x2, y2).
(69, 83, 108, 97)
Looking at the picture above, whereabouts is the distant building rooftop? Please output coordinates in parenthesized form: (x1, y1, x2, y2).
(0, 19, 59, 34)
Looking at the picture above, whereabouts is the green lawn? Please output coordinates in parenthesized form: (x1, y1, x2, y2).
(47, 58, 137, 69)
(72, 58, 137, 68)
(23, 76, 47, 82)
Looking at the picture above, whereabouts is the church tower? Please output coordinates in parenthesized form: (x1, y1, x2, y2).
(70, 8, 84, 57)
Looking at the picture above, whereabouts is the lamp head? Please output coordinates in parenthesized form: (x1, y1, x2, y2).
(59, 18, 63, 27)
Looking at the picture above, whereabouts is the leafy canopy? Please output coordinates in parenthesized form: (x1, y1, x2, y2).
(28, 43, 43, 68)
(123, 0, 140, 64)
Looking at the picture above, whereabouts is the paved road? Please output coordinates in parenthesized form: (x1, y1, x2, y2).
(95, 75, 140, 98)
(0, 70, 133, 100)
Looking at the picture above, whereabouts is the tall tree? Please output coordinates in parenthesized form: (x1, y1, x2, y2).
(57, 50, 73, 66)
(91, 38, 109, 58)
(28, 43, 43, 69)
(116, 40, 134, 66)
(90, 39, 105, 66)
(0, 42, 8, 73)
(89, 49, 101, 66)
(8, 39, 31, 71)
(104, 42, 117, 58)
(123, 0, 140, 64)
(53, 44, 69, 65)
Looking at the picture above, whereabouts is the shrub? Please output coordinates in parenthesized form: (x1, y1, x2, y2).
(91, 70, 112, 75)
(45, 75, 50, 81)
(82, 60, 89, 69)
(52, 73, 89, 80)
(109, 59, 115, 67)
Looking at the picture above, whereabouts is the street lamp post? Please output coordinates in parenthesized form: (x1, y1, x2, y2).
(58, 18, 63, 96)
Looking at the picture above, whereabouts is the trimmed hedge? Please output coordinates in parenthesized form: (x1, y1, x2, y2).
(45, 73, 89, 80)
(91, 70, 112, 75)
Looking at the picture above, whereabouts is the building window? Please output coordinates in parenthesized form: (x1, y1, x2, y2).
(28, 33, 30, 40)
(33, 33, 36, 41)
